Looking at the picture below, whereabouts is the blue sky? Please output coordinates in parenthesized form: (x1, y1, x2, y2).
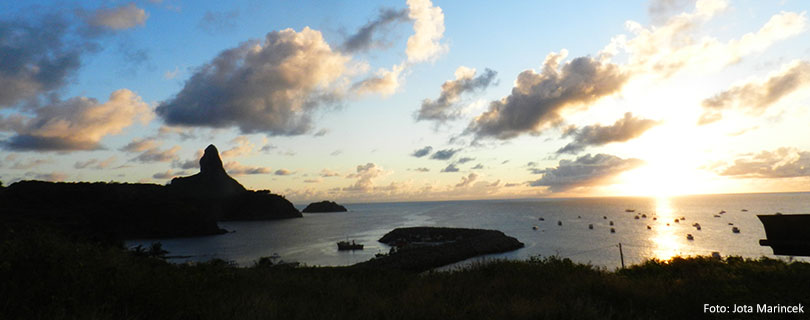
(1, 0, 810, 203)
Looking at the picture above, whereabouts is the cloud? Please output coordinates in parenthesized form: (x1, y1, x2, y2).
(10, 158, 52, 170)
(351, 63, 405, 96)
(74, 156, 117, 169)
(313, 129, 329, 137)
(198, 10, 239, 35)
(1, 89, 152, 151)
(648, 0, 696, 24)
(457, 157, 475, 164)
(156, 27, 350, 135)
(405, 0, 446, 63)
(0, 15, 85, 108)
(86, 3, 148, 31)
(699, 60, 810, 124)
(224, 161, 272, 175)
(344, 163, 385, 192)
(303, 178, 322, 183)
(417, 67, 497, 122)
(342, 8, 409, 53)
(413, 167, 430, 172)
(455, 173, 478, 188)
(466, 50, 629, 140)
(152, 170, 186, 180)
(430, 148, 459, 160)
(613, 3, 806, 77)
(471, 163, 484, 170)
(29, 172, 68, 182)
(441, 163, 459, 173)
(530, 153, 644, 192)
(557, 112, 660, 154)
(120, 138, 180, 162)
(411, 145, 433, 157)
(274, 169, 293, 176)
(717, 147, 810, 178)
(221, 136, 255, 158)
(320, 169, 341, 177)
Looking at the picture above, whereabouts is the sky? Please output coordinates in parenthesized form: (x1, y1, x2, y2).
(1, 0, 810, 204)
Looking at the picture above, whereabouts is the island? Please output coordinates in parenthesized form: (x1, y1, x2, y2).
(353, 226, 524, 272)
(302, 200, 348, 213)
(0, 144, 301, 240)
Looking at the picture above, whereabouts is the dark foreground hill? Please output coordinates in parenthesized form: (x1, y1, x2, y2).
(302, 200, 347, 213)
(2, 225, 808, 320)
(0, 145, 301, 240)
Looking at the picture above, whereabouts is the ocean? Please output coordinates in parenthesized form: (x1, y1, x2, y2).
(127, 192, 810, 269)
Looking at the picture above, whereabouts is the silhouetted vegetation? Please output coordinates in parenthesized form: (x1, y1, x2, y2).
(2, 224, 808, 319)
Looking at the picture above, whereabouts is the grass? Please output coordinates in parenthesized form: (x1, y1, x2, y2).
(2, 224, 809, 319)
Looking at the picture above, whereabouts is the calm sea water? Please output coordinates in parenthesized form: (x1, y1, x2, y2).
(127, 192, 810, 269)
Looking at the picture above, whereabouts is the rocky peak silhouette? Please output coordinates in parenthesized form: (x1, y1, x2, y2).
(169, 144, 246, 198)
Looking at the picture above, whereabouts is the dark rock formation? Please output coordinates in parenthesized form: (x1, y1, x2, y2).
(302, 200, 347, 213)
(354, 227, 524, 272)
(167, 144, 301, 221)
(168, 145, 246, 198)
(0, 144, 301, 241)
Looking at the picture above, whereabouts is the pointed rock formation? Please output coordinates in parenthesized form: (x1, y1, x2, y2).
(169, 145, 246, 198)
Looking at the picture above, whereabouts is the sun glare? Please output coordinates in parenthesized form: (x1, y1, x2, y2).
(649, 196, 680, 261)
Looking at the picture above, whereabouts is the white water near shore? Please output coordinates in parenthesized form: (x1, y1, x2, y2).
(127, 192, 810, 269)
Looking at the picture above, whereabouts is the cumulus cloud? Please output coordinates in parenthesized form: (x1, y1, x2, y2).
(320, 169, 341, 177)
(699, 60, 810, 124)
(648, 0, 696, 24)
(342, 8, 409, 53)
(717, 148, 810, 178)
(466, 50, 629, 140)
(530, 153, 644, 192)
(86, 3, 148, 31)
(557, 112, 660, 154)
(441, 163, 459, 173)
(405, 0, 446, 63)
(430, 148, 459, 160)
(351, 63, 405, 96)
(74, 156, 117, 169)
(411, 146, 433, 157)
(120, 138, 180, 163)
(344, 163, 385, 192)
(0, 15, 85, 108)
(417, 66, 497, 122)
(156, 27, 350, 135)
(10, 158, 51, 170)
(1, 89, 152, 151)
(224, 161, 272, 175)
(457, 157, 475, 164)
(613, 2, 806, 77)
(455, 173, 477, 188)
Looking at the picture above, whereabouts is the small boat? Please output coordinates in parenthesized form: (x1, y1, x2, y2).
(680, 217, 686, 220)
(634, 216, 639, 220)
(696, 226, 701, 231)
(557, 221, 562, 226)
(641, 214, 647, 218)
(732, 227, 740, 233)
(674, 219, 679, 223)
(625, 209, 635, 213)
(603, 216, 607, 219)
(646, 225, 652, 230)
(719, 210, 726, 214)
(713, 215, 721, 218)
(539, 217, 545, 221)
(532, 226, 538, 230)
(741, 209, 748, 212)
(728, 223, 734, 225)
(588, 224, 593, 229)
(609, 221, 614, 226)
(610, 228, 616, 233)
(652, 217, 657, 221)
(337, 240, 363, 251)
(686, 234, 694, 241)
(577, 216, 581, 219)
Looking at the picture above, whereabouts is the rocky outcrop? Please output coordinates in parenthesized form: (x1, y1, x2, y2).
(302, 200, 347, 213)
(354, 227, 524, 272)
(168, 145, 246, 199)
(0, 144, 301, 241)
(167, 144, 302, 221)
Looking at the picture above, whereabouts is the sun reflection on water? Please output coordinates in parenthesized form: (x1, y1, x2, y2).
(650, 196, 680, 261)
